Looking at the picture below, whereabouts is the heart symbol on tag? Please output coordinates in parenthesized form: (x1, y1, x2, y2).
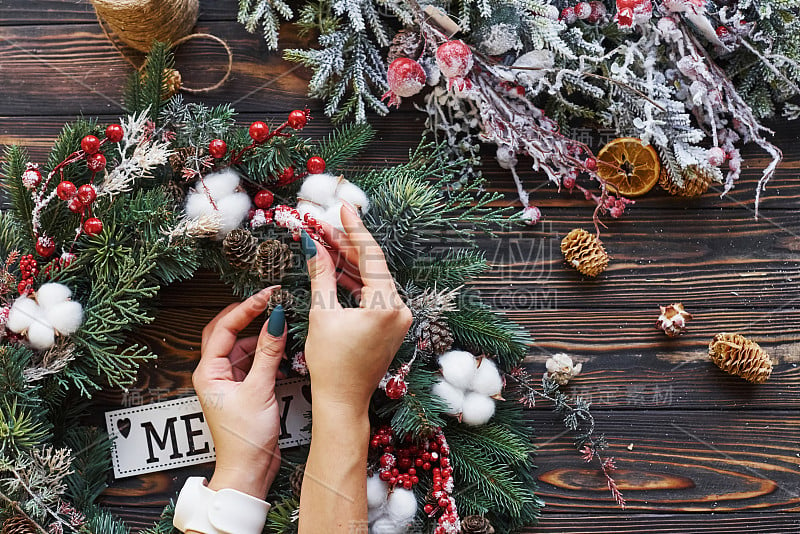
(302, 384, 312, 405)
(117, 418, 132, 438)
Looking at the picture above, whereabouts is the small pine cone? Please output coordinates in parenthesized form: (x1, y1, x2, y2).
(164, 68, 182, 98)
(256, 240, 294, 282)
(223, 228, 258, 269)
(2, 514, 38, 534)
(461, 515, 495, 534)
(266, 289, 295, 316)
(656, 302, 692, 337)
(418, 317, 454, 354)
(290, 463, 305, 497)
(168, 146, 194, 175)
(709, 333, 773, 384)
(659, 165, 712, 198)
(561, 228, 609, 277)
(387, 29, 423, 64)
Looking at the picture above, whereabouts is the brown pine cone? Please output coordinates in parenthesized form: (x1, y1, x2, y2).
(461, 515, 495, 534)
(168, 146, 194, 175)
(2, 514, 38, 534)
(709, 333, 773, 384)
(387, 29, 423, 64)
(223, 228, 258, 269)
(266, 289, 295, 316)
(418, 317, 454, 354)
(164, 68, 182, 98)
(659, 165, 713, 198)
(560, 228, 609, 277)
(290, 463, 306, 497)
(256, 240, 294, 282)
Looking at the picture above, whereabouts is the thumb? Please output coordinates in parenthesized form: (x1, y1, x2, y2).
(244, 305, 286, 389)
(301, 230, 340, 310)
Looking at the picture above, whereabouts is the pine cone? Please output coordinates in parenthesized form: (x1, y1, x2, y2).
(164, 68, 182, 98)
(561, 228, 609, 277)
(290, 463, 306, 497)
(387, 29, 423, 64)
(659, 165, 713, 198)
(461, 515, 495, 534)
(266, 289, 295, 316)
(656, 302, 692, 337)
(2, 514, 38, 534)
(256, 240, 294, 282)
(169, 146, 194, 175)
(709, 333, 773, 384)
(418, 317, 454, 354)
(223, 228, 258, 269)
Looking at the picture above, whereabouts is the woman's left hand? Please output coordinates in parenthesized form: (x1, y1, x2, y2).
(192, 286, 287, 499)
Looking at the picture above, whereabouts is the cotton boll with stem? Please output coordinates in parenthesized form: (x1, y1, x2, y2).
(297, 173, 340, 206)
(432, 379, 465, 415)
(471, 357, 503, 396)
(36, 283, 72, 308)
(438, 350, 477, 390)
(461, 391, 496, 426)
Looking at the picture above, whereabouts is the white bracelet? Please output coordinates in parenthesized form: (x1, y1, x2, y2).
(173, 477, 271, 534)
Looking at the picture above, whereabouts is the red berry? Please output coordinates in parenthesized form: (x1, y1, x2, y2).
(617, 0, 637, 8)
(617, 7, 634, 26)
(18, 280, 32, 294)
(77, 184, 97, 204)
(306, 156, 326, 174)
(86, 153, 106, 172)
(563, 174, 577, 189)
(35, 237, 55, 258)
(379, 470, 391, 481)
(287, 110, 307, 130)
(423, 462, 431, 471)
(403, 480, 413, 490)
(56, 181, 77, 200)
(716, 25, 729, 38)
(81, 135, 101, 154)
(254, 190, 274, 209)
(208, 139, 228, 159)
(380, 453, 395, 468)
(249, 121, 270, 143)
(83, 217, 103, 236)
(585, 157, 598, 171)
(438, 497, 449, 508)
(105, 124, 124, 143)
(21, 168, 42, 189)
(68, 197, 85, 214)
(423, 504, 434, 515)
(385, 376, 408, 399)
(277, 167, 295, 184)
(391, 468, 399, 476)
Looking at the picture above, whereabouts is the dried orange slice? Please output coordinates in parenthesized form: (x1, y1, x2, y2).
(596, 137, 661, 197)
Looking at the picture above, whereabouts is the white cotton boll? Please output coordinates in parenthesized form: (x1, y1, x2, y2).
(366, 474, 389, 509)
(35, 283, 71, 308)
(45, 300, 83, 334)
(322, 202, 345, 231)
(460, 392, 495, 426)
(438, 350, 477, 390)
(370, 516, 405, 534)
(385, 487, 417, 521)
(471, 358, 503, 396)
(215, 192, 252, 236)
(27, 319, 55, 350)
(336, 181, 370, 214)
(6, 297, 38, 333)
(296, 201, 326, 223)
(432, 379, 464, 415)
(200, 170, 240, 199)
(298, 173, 340, 206)
(184, 191, 214, 219)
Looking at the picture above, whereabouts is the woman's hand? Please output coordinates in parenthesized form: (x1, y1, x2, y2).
(301, 203, 413, 413)
(192, 288, 287, 499)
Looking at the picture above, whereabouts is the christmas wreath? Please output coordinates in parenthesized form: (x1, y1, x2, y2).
(0, 45, 614, 534)
(239, 0, 800, 222)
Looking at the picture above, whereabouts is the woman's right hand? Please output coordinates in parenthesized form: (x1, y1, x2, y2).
(301, 203, 412, 413)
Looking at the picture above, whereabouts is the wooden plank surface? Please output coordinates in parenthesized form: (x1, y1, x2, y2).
(1, 1, 798, 532)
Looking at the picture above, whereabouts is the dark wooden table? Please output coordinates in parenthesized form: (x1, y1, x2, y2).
(2, 1, 799, 532)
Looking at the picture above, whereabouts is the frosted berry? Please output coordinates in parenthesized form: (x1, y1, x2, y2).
(435, 40, 473, 84)
(585, 157, 598, 171)
(385, 376, 408, 399)
(254, 189, 274, 209)
(208, 139, 227, 159)
(707, 147, 726, 166)
(287, 110, 308, 130)
(306, 156, 326, 175)
(563, 174, 577, 189)
(105, 124, 124, 143)
(385, 58, 426, 102)
(77, 184, 97, 204)
(81, 135, 101, 154)
(68, 197, 85, 213)
(22, 166, 42, 189)
(560, 6, 577, 24)
(609, 206, 623, 218)
(588, 1, 607, 23)
(277, 167, 295, 184)
(716, 26, 729, 38)
(575, 2, 592, 19)
(249, 121, 270, 143)
(86, 152, 106, 172)
(56, 181, 77, 200)
(35, 236, 55, 258)
(617, 7, 634, 27)
(83, 217, 103, 236)
(617, 0, 638, 8)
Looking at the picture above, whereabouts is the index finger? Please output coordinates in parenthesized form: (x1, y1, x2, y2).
(201, 286, 279, 363)
(339, 203, 395, 295)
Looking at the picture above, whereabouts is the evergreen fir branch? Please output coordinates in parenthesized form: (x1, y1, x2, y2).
(316, 122, 374, 171)
(0, 345, 38, 407)
(446, 422, 531, 466)
(140, 503, 178, 534)
(0, 400, 49, 455)
(62, 427, 112, 509)
(82, 505, 132, 534)
(446, 303, 531, 368)
(401, 249, 488, 288)
(1, 145, 36, 249)
(238, 0, 294, 50)
(123, 42, 174, 120)
(265, 497, 300, 534)
(376, 365, 449, 438)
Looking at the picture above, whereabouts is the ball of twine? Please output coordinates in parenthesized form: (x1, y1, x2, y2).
(91, 0, 199, 52)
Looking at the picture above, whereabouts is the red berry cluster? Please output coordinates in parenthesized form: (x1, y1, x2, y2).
(18, 254, 39, 294)
(57, 180, 103, 236)
(370, 427, 460, 533)
(382, 362, 411, 400)
(600, 193, 635, 218)
(266, 204, 324, 241)
(41, 252, 75, 280)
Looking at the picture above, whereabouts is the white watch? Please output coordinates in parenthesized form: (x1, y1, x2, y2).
(173, 477, 271, 534)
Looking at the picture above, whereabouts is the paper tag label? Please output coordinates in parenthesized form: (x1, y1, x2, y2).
(423, 5, 461, 37)
(105, 378, 312, 478)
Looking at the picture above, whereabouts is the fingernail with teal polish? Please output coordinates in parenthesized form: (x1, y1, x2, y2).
(300, 230, 317, 259)
(267, 305, 285, 337)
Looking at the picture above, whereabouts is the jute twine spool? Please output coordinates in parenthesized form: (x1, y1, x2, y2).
(92, 0, 232, 93)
